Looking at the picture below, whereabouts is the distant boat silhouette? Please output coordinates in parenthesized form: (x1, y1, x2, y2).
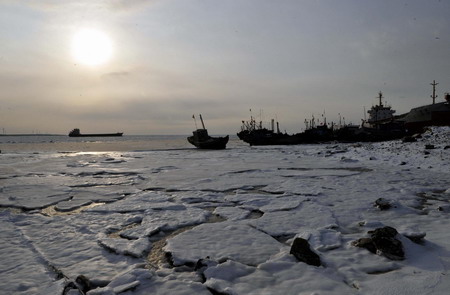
(68, 128, 123, 137)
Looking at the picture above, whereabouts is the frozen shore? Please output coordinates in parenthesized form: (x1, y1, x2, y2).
(1, 127, 449, 295)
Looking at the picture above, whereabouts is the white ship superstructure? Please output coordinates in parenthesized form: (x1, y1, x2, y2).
(366, 92, 396, 126)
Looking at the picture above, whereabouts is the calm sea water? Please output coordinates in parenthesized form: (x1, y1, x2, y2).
(0, 134, 243, 153)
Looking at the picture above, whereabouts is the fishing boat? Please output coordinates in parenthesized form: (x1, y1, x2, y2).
(187, 115, 229, 149)
(237, 115, 304, 146)
(68, 128, 123, 137)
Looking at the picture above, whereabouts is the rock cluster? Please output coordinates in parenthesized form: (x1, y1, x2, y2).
(352, 226, 405, 260)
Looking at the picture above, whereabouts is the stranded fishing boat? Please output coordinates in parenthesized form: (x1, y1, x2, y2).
(237, 101, 407, 146)
(68, 128, 123, 137)
(187, 115, 229, 149)
(237, 115, 304, 146)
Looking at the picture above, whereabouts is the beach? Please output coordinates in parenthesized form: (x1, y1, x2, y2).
(1, 128, 449, 295)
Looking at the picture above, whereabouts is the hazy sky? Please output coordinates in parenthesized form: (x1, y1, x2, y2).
(1, 0, 449, 135)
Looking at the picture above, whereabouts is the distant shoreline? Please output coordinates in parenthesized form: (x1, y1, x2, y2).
(0, 134, 65, 137)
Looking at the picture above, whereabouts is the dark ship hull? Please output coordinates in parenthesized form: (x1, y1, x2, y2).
(237, 124, 336, 146)
(237, 129, 304, 146)
(397, 101, 450, 133)
(69, 133, 123, 137)
(188, 115, 229, 149)
(237, 106, 408, 146)
(188, 129, 229, 149)
(68, 128, 123, 137)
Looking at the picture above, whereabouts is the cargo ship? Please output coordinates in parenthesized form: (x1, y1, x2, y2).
(68, 128, 123, 137)
(396, 81, 450, 132)
(364, 91, 397, 127)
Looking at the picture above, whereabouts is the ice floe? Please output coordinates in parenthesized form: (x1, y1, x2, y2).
(0, 127, 449, 294)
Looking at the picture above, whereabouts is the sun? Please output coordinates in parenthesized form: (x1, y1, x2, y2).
(71, 29, 113, 66)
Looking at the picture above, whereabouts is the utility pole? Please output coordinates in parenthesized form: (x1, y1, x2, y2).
(430, 80, 438, 104)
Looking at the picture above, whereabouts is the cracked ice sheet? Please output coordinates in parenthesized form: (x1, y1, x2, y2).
(0, 212, 66, 295)
(1, 127, 450, 295)
(262, 177, 326, 195)
(164, 222, 286, 266)
(141, 149, 324, 192)
(357, 235, 450, 294)
(87, 268, 211, 295)
(224, 192, 306, 212)
(86, 191, 183, 213)
(204, 232, 449, 295)
(213, 206, 251, 221)
(224, 192, 272, 209)
(204, 254, 353, 294)
(0, 183, 72, 210)
(11, 212, 144, 285)
(250, 201, 337, 237)
(119, 206, 210, 239)
(169, 190, 227, 205)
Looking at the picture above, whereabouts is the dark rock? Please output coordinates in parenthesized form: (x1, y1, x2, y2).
(353, 226, 405, 260)
(403, 232, 426, 244)
(374, 198, 391, 210)
(444, 145, 450, 150)
(369, 226, 398, 239)
(425, 144, 435, 150)
(351, 237, 377, 254)
(437, 205, 450, 212)
(62, 281, 78, 295)
(290, 237, 321, 267)
(402, 136, 416, 143)
(75, 275, 92, 293)
(194, 256, 217, 271)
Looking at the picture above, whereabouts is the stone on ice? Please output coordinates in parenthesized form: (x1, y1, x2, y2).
(289, 237, 322, 266)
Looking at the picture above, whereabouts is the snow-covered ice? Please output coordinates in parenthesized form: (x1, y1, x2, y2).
(1, 127, 450, 294)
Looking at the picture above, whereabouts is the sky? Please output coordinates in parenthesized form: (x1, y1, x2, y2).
(0, 0, 449, 135)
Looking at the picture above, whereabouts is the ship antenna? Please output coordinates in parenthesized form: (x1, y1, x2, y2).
(199, 114, 206, 129)
(378, 91, 383, 106)
(431, 80, 438, 104)
(192, 115, 198, 130)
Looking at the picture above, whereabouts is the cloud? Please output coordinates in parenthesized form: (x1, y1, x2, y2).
(10, 0, 155, 13)
(101, 71, 131, 79)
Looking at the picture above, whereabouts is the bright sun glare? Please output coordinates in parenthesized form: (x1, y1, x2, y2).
(71, 29, 113, 66)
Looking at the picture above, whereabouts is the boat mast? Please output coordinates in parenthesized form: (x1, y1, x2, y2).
(378, 91, 384, 107)
(199, 114, 206, 129)
(192, 115, 198, 130)
(431, 80, 438, 104)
